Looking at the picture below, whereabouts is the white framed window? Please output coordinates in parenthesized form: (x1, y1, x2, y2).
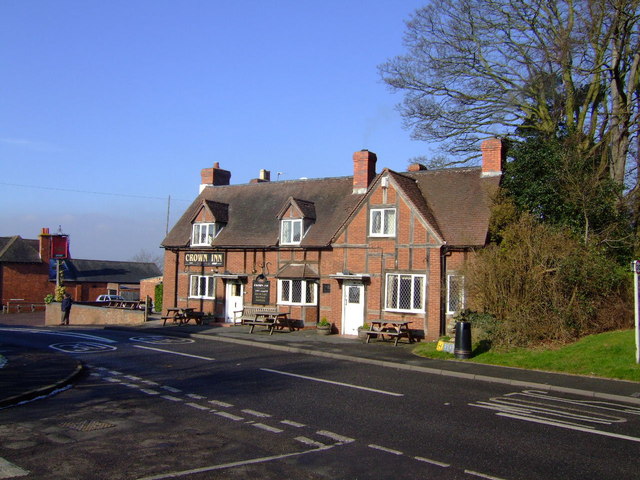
(189, 275, 215, 299)
(370, 208, 396, 237)
(278, 279, 317, 305)
(191, 223, 221, 246)
(385, 273, 425, 312)
(447, 274, 465, 314)
(281, 219, 303, 245)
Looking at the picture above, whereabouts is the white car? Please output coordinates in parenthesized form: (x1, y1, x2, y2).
(96, 294, 125, 302)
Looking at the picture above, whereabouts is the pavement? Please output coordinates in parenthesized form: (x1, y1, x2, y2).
(1, 312, 640, 409)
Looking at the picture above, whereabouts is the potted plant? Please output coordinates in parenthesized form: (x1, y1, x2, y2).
(317, 317, 332, 335)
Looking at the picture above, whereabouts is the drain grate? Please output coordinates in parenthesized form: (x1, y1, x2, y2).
(60, 420, 116, 432)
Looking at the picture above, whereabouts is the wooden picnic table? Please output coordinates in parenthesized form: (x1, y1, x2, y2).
(364, 320, 415, 346)
(107, 300, 140, 309)
(248, 311, 294, 334)
(162, 308, 204, 326)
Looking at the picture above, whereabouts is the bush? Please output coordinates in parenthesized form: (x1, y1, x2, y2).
(467, 214, 631, 348)
(154, 283, 163, 313)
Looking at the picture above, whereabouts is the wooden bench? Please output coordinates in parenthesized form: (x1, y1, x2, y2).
(235, 306, 293, 335)
(235, 306, 278, 325)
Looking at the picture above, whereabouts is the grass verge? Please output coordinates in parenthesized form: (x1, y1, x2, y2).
(413, 329, 640, 382)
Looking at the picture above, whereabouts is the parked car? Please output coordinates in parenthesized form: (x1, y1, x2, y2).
(96, 294, 125, 302)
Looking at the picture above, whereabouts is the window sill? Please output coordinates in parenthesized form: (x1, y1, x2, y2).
(384, 309, 425, 314)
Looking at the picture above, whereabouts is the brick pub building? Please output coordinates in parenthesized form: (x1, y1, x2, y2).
(161, 139, 502, 340)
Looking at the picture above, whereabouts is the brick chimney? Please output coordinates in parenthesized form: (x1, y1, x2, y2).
(408, 163, 427, 172)
(481, 138, 503, 177)
(353, 150, 377, 194)
(250, 169, 271, 184)
(38, 227, 52, 262)
(200, 162, 231, 193)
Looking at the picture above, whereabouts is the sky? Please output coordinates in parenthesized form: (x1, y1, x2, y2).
(1, 0, 432, 262)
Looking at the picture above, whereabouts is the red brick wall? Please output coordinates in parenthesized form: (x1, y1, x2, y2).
(1, 263, 53, 305)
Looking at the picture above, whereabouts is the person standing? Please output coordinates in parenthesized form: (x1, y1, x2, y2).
(60, 292, 73, 325)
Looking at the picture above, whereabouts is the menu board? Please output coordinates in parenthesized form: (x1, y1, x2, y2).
(252, 278, 270, 305)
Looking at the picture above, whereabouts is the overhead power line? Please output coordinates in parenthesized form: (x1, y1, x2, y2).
(0, 181, 188, 202)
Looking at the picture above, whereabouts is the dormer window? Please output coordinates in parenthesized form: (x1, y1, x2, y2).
(277, 197, 315, 246)
(281, 219, 303, 245)
(191, 223, 221, 246)
(370, 208, 396, 237)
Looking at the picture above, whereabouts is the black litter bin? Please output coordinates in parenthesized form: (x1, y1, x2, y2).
(454, 321, 472, 359)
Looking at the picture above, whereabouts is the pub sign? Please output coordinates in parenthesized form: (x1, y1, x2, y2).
(51, 235, 69, 259)
(184, 252, 225, 267)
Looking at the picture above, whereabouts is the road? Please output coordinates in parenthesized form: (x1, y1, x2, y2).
(1, 326, 639, 479)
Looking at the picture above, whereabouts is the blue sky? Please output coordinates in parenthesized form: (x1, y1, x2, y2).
(1, 0, 431, 262)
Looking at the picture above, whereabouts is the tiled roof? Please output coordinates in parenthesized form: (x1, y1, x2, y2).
(276, 263, 320, 278)
(406, 167, 500, 246)
(162, 166, 499, 249)
(163, 176, 364, 248)
(60, 259, 161, 283)
(0, 236, 41, 263)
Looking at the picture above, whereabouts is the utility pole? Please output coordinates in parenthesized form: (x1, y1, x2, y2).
(166, 195, 171, 235)
(633, 261, 640, 364)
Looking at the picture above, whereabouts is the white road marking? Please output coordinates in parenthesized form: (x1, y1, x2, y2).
(465, 469, 508, 480)
(281, 419, 306, 428)
(135, 444, 334, 480)
(369, 444, 403, 455)
(49, 342, 117, 354)
(251, 423, 283, 433)
(214, 411, 244, 421)
(242, 409, 271, 418)
(209, 399, 233, 408)
(186, 402, 210, 411)
(316, 430, 355, 444)
(161, 386, 181, 393)
(139, 389, 160, 395)
(186, 393, 206, 400)
(497, 412, 640, 443)
(415, 456, 450, 467)
(0, 457, 28, 478)
(129, 336, 195, 345)
(133, 345, 214, 360)
(295, 436, 326, 447)
(471, 389, 640, 443)
(161, 395, 183, 402)
(506, 390, 640, 415)
(260, 368, 403, 397)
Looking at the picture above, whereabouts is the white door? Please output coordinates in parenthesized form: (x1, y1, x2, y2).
(225, 281, 244, 323)
(342, 281, 365, 335)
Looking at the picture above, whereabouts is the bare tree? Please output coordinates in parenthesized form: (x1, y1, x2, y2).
(380, 0, 639, 186)
(131, 249, 163, 271)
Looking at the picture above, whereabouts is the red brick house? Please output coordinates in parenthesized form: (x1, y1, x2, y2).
(161, 139, 502, 340)
(0, 229, 161, 312)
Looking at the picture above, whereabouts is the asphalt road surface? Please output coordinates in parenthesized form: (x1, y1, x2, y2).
(1, 327, 639, 479)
